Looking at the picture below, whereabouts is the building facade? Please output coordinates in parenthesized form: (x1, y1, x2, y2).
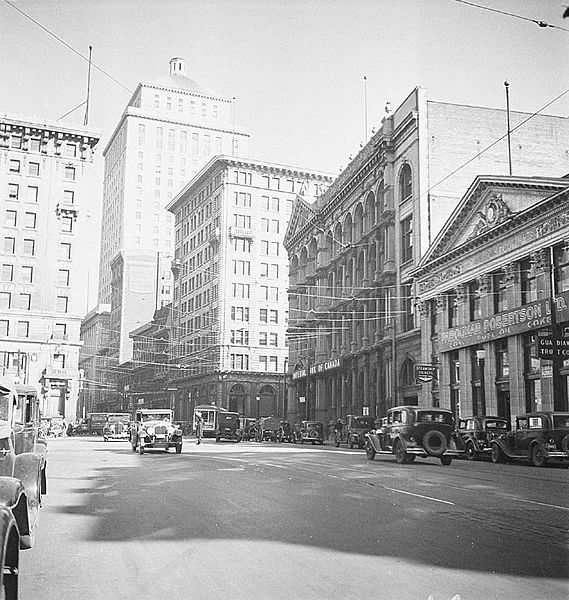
(413, 176, 569, 423)
(78, 303, 111, 417)
(283, 87, 569, 427)
(165, 156, 332, 423)
(97, 57, 250, 365)
(0, 115, 100, 418)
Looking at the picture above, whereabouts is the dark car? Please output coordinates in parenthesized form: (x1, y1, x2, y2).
(215, 412, 242, 442)
(296, 421, 325, 445)
(344, 415, 376, 449)
(490, 412, 569, 467)
(276, 421, 295, 443)
(365, 405, 459, 466)
(455, 416, 510, 460)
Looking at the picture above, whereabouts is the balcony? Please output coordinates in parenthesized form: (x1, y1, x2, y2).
(228, 226, 254, 239)
(42, 366, 72, 380)
(55, 202, 79, 221)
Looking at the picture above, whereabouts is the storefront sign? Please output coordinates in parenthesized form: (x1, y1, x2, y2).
(415, 364, 438, 382)
(439, 291, 569, 352)
(292, 357, 342, 379)
(538, 336, 569, 359)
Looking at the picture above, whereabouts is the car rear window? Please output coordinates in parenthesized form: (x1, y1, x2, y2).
(553, 415, 569, 428)
(485, 420, 509, 430)
(416, 411, 453, 424)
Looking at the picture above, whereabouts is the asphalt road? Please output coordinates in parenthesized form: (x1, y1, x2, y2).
(21, 436, 569, 600)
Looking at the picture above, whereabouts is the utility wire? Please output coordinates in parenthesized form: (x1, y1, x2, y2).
(449, 0, 569, 32)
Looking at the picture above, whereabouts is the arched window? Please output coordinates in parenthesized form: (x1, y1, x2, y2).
(400, 359, 416, 386)
(399, 164, 412, 203)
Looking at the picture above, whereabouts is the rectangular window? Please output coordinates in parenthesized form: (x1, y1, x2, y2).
(168, 129, 175, 151)
(401, 216, 413, 263)
(17, 321, 29, 338)
(259, 356, 268, 371)
(64, 165, 75, 181)
(59, 242, 71, 259)
(271, 197, 279, 212)
(24, 212, 37, 229)
(493, 272, 508, 313)
(54, 323, 67, 338)
(259, 332, 268, 346)
(4, 237, 15, 254)
(138, 124, 146, 146)
(269, 356, 278, 372)
(56, 296, 68, 313)
(65, 143, 77, 158)
(28, 162, 40, 176)
(11, 135, 22, 149)
(23, 239, 35, 256)
(0, 320, 8, 336)
(29, 138, 41, 152)
(270, 287, 278, 301)
(1, 264, 14, 282)
(261, 196, 270, 210)
(53, 353, 65, 369)
(230, 354, 249, 370)
(0, 293, 11, 309)
(261, 241, 269, 255)
(27, 186, 38, 203)
(259, 309, 268, 323)
(261, 218, 269, 232)
(21, 266, 33, 283)
(8, 184, 19, 200)
(63, 190, 74, 204)
(5, 210, 17, 227)
(260, 263, 269, 277)
(156, 127, 163, 149)
(269, 333, 278, 347)
(58, 269, 70, 286)
(19, 293, 31, 310)
(260, 286, 268, 301)
(554, 244, 569, 294)
(269, 309, 278, 324)
(496, 338, 509, 378)
(9, 159, 20, 173)
(191, 133, 198, 154)
(61, 217, 73, 232)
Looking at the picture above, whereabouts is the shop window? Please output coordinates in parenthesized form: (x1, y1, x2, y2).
(493, 272, 508, 313)
(450, 350, 460, 384)
(399, 164, 412, 203)
(554, 244, 569, 294)
(495, 338, 509, 378)
(521, 259, 538, 304)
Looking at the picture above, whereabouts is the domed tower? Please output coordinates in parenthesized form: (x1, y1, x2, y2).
(169, 57, 187, 77)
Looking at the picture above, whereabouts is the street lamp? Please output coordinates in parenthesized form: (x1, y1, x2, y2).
(476, 348, 486, 415)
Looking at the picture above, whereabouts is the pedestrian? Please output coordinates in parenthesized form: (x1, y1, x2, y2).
(195, 412, 203, 445)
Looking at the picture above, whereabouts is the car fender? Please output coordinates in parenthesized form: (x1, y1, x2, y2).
(0, 477, 31, 547)
(365, 431, 382, 452)
(490, 438, 513, 458)
(13, 453, 42, 511)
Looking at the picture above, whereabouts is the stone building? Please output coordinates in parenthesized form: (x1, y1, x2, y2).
(165, 155, 332, 423)
(413, 175, 569, 422)
(283, 87, 568, 426)
(0, 115, 99, 419)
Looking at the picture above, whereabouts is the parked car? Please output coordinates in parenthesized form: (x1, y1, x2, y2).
(241, 418, 257, 441)
(67, 419, 89, 436)
(46, 417, 66, 438)
(336, 415, 376, 449)
(490, 412, 569, 467)
(0, 506, 20, 598)
(259, 416, 281, 442)
(295, 421, 325, 445)
(103, 415, 131, 441)
(365, 405, 459, 465)
(215, 412, 242, 442)
(129, 409, 183, 454)
(455, 416, 511, 460)
(0, 377, 45, 550)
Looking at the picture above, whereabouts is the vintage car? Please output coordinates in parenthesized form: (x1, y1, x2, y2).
(67, 419, 89, 436)
(295, 421, 325, 445)
(276, 421, 295, 443)
(0, 506, 20, 598)
(241, 418, 257, 441)
(102, 414, 131, 441)
(130, 409, 183, 454)
(490, 412, 569, 467)
(215, 412, 242, 442)
(455, 415, 510, 460)
(44, 417, 66, 438)
(259, 416, 281, 442)
(365, 405, 459, 465)
(0, 377, 45, 550)
(335, 415, 376, 449)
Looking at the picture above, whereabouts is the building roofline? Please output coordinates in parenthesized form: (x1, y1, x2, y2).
(0, 113, 100, 141)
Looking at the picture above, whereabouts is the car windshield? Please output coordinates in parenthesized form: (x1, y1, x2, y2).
(485, 420, 509, 430)
(553, 415, 569, 429)
(141, 413, 170, 422)
(416, 411, 453, 425)
(108, 416, 128, 423)
(307, 422, 322, 430)
(219, 415, 239, 425)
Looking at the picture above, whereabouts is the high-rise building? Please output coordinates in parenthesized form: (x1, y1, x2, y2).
(98, 57, 249, 364)
(0, 115, 100, 419)
(164, 156, 333, 423)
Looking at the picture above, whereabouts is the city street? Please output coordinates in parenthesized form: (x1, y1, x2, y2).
(21, 436, 568, 600)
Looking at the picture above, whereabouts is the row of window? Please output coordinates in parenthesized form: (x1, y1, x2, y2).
(9, 160, 40, 176)
(138, 124, 223, 156)
(3, 131, 78, 157)
(1, 264, 69, 285)
(0, 321, 67, 339)
(234, 192, 294, 214)
(231, 284, 280, 301)
(152, 94, 219, 118)
(3, 237, 71, 259)
(4, 210, 74, 232)
(229, 354, 283, 372)
(230, 307, 283, 324)
(7, 184, 75, 204)
(230, 330, 279, 346)
(232, 261, 280, 278)
(0, 292, 69, 312)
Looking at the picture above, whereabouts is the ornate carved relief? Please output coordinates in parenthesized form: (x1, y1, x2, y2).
(504, 262, 519, 285)
(477, 274, 491, 293)
(455, 284, 467, 304)
(470, 194, 513, 237)
(531, 248, 549, 273)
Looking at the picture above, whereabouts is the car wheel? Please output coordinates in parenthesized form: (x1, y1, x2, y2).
(530, 444, 546, 467)
(103, 436, 108, 442)
(215, 437, 220, 443)
(423, 430, 447, 457)
(395, 441, 408, 464)
(404, 455, 416, 464)
(349, 437, 355, 449)
(491, 443, 506, 463)
(175, 444, 182, 454)
(440, 455, 453, 466)
(365, 439, 376, 460)
(465, 443, 477, 461)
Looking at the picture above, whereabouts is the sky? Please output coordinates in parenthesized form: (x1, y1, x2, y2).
(1, 0, 567, 308)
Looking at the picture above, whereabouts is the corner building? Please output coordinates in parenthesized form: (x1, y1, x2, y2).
(413, 176, 569, 422)
(0, 115, 99, 418)
(166, 156, 332, 422)
(284, 87, 569, 426)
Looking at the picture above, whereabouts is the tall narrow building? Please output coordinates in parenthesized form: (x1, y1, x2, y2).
(0, 115, 100, 419)
(98, 57, 249, 365)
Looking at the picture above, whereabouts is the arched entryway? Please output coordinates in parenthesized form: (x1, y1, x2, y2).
(258, 384, 277, 418)
(228, 384, 247, 414)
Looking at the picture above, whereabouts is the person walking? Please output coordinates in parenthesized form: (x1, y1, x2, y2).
(195, 412, 203, 445)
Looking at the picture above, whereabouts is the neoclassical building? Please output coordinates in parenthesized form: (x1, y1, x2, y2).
(284, 87, 569, 426)
(413, 175, 569, 422)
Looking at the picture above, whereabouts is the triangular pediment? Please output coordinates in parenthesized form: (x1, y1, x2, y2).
(284, 195, 317, 247)
(420, 175, 569, 265)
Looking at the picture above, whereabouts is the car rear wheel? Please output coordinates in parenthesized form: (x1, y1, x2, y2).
(440, 455, 453, 466)
(491, 443, 506, 463)
(530, 444, 546, 467)
(404, 455, 416, 464)
(349, 437, 355, 449)
(423, 430, 447, 457)
(465, 443, 477, 461)
(175, 443, 182, 454)
(365, 439, 376, 460)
